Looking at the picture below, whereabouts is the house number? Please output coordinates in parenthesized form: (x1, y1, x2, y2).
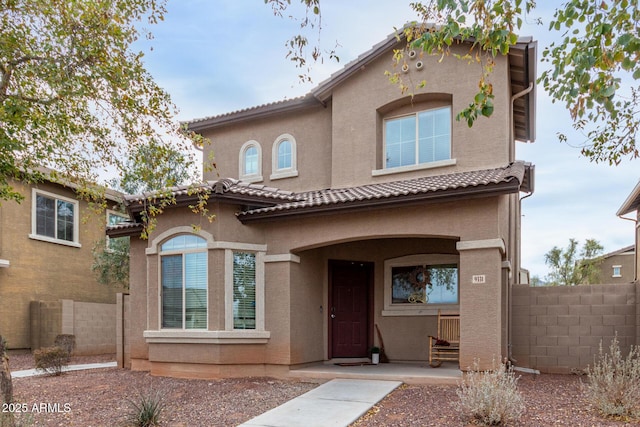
(472, 275, 486, 284)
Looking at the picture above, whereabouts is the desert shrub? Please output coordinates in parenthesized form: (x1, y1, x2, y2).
(53, 335, 75, 356)
(456, 359, 524, 426)
(34, 347, 70, 376)
(584, 335, 640, 420)
(127, 390, 163, 427)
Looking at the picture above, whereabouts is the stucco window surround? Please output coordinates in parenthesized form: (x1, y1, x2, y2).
(29, 188, 81, 248)
(239, 140, 263, 183)
(373, 95, 457, 177)
(144, 226, 270, 344)
(270, 133, 298, 180)
(612, 265, 622, 278)
(382, 254, 460, 316)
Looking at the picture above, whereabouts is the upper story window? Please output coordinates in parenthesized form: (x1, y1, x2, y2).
(239, 140, 263, 183)
(30, 189, 80, 247)
(384, 106, 451, 169)
(161, 234, 208, 329)
(271, 134, 298, 180)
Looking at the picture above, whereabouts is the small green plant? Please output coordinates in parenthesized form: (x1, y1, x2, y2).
(456, 359, 524, 426)
(33, 347, 70, 376)
(127, 390, 164, 427)
(370, 346, 380, 354)
(584, 335, 640, 421)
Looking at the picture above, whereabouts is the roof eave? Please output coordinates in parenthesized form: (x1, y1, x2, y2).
(184, 94, 321, 132)
(617, 180, 640, 216)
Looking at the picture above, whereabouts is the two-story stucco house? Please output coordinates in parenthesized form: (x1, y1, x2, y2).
(108, 30, 537, 377)
(0, 175, 126, 352)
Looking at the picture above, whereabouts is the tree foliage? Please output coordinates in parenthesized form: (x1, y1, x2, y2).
(544, 238, 604, 286)
(399, 1, 640, 164)
(0, 0, 204, 205)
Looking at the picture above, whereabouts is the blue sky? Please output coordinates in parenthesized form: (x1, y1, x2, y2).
(135, 1, 639, 279)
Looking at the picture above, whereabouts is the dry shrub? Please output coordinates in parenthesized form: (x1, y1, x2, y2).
(34, 347, 70, 376)
(53, 334, 75, 356)
(456, 359, 524, 426)
(584, 335, 640, 421)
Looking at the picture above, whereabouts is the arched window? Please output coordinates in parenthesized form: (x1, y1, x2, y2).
(239, 140, 263, 182)
(160, 234, 207, 329)
(271, 134, 298, 180)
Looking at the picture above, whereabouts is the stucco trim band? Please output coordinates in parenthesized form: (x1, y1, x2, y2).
(456, 238, 506, 254)
(143, 330, 270, 344)
(264, 254, 301, 263)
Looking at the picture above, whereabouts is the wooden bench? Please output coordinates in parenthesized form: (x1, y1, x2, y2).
(428, 310, 460, 367)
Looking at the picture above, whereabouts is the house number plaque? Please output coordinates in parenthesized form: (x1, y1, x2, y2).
(472, 275, 486, 284)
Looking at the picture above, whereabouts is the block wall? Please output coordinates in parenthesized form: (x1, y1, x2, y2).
(30, 299, 116, 355)
(511, 283, 638, 374)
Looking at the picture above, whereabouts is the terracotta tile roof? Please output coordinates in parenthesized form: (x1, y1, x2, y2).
(238, 161, 530, 221)
(121, 178, 300, 205)
(108, 162, 531, 234)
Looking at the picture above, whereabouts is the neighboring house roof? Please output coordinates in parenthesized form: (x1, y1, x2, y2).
(185, 27, 537, 143)
(602, 245, 635, 259)
(617, 180, 640, 216)
(107, 161, 533, 235)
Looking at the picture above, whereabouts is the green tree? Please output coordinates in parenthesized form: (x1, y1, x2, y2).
(390, 1, 640, 165)
(0, 0, 204, 205)
(544, 238, 604, 285)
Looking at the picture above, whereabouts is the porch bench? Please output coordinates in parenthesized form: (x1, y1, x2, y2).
(428, 310, 460, 368)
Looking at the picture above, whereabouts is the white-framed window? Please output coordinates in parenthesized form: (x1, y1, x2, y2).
(270, 133, 298, 180)
(239, 140, 263, 182)
(383, 254, 459, 316)
(384, 106, 452, 170)
(30, 189, 80, 247)
(160, 234, 208, 329)
(612, 265, 622, 278)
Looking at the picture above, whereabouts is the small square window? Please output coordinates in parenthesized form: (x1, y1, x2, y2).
(612, 265, 622, 278)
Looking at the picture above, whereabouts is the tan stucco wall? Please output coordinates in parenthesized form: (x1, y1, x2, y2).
(599, 252, 636, 284)
(0, 180, 122, 349)
(329, 43, 512, 188)
(202, 105, 333, 193)
(129, 193, 511, 373)
(201, 41, 514, 192)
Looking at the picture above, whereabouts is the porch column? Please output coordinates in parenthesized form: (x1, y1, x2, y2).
(456, 238, 506, 370)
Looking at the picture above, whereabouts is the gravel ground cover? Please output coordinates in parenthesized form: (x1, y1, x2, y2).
(5, 353, 639, 426)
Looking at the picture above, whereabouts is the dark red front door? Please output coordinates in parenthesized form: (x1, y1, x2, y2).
(329, 261, 372, 358)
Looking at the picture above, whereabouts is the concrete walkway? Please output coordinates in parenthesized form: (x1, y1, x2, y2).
(11, 361, 117, 378)
(239, 378, 402, 427)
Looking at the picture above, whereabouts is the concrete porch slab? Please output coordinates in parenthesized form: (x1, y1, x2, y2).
(288, 361, 462, 385)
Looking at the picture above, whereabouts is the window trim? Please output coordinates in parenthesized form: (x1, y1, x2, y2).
(270, 133, 298, 180)
(382, 254, 459, 316)
(29, 188, 81, 248)
(612, 265, 622, 278)
(380, 106, 453, 172)
(239, 140, 263, 183)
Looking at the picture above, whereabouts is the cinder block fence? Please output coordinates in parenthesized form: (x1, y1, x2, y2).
(30, 299, 116, 355)
(511, 283, 640, 373)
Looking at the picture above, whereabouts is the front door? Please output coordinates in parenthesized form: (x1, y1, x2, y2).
(329, 260, 372, 358)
